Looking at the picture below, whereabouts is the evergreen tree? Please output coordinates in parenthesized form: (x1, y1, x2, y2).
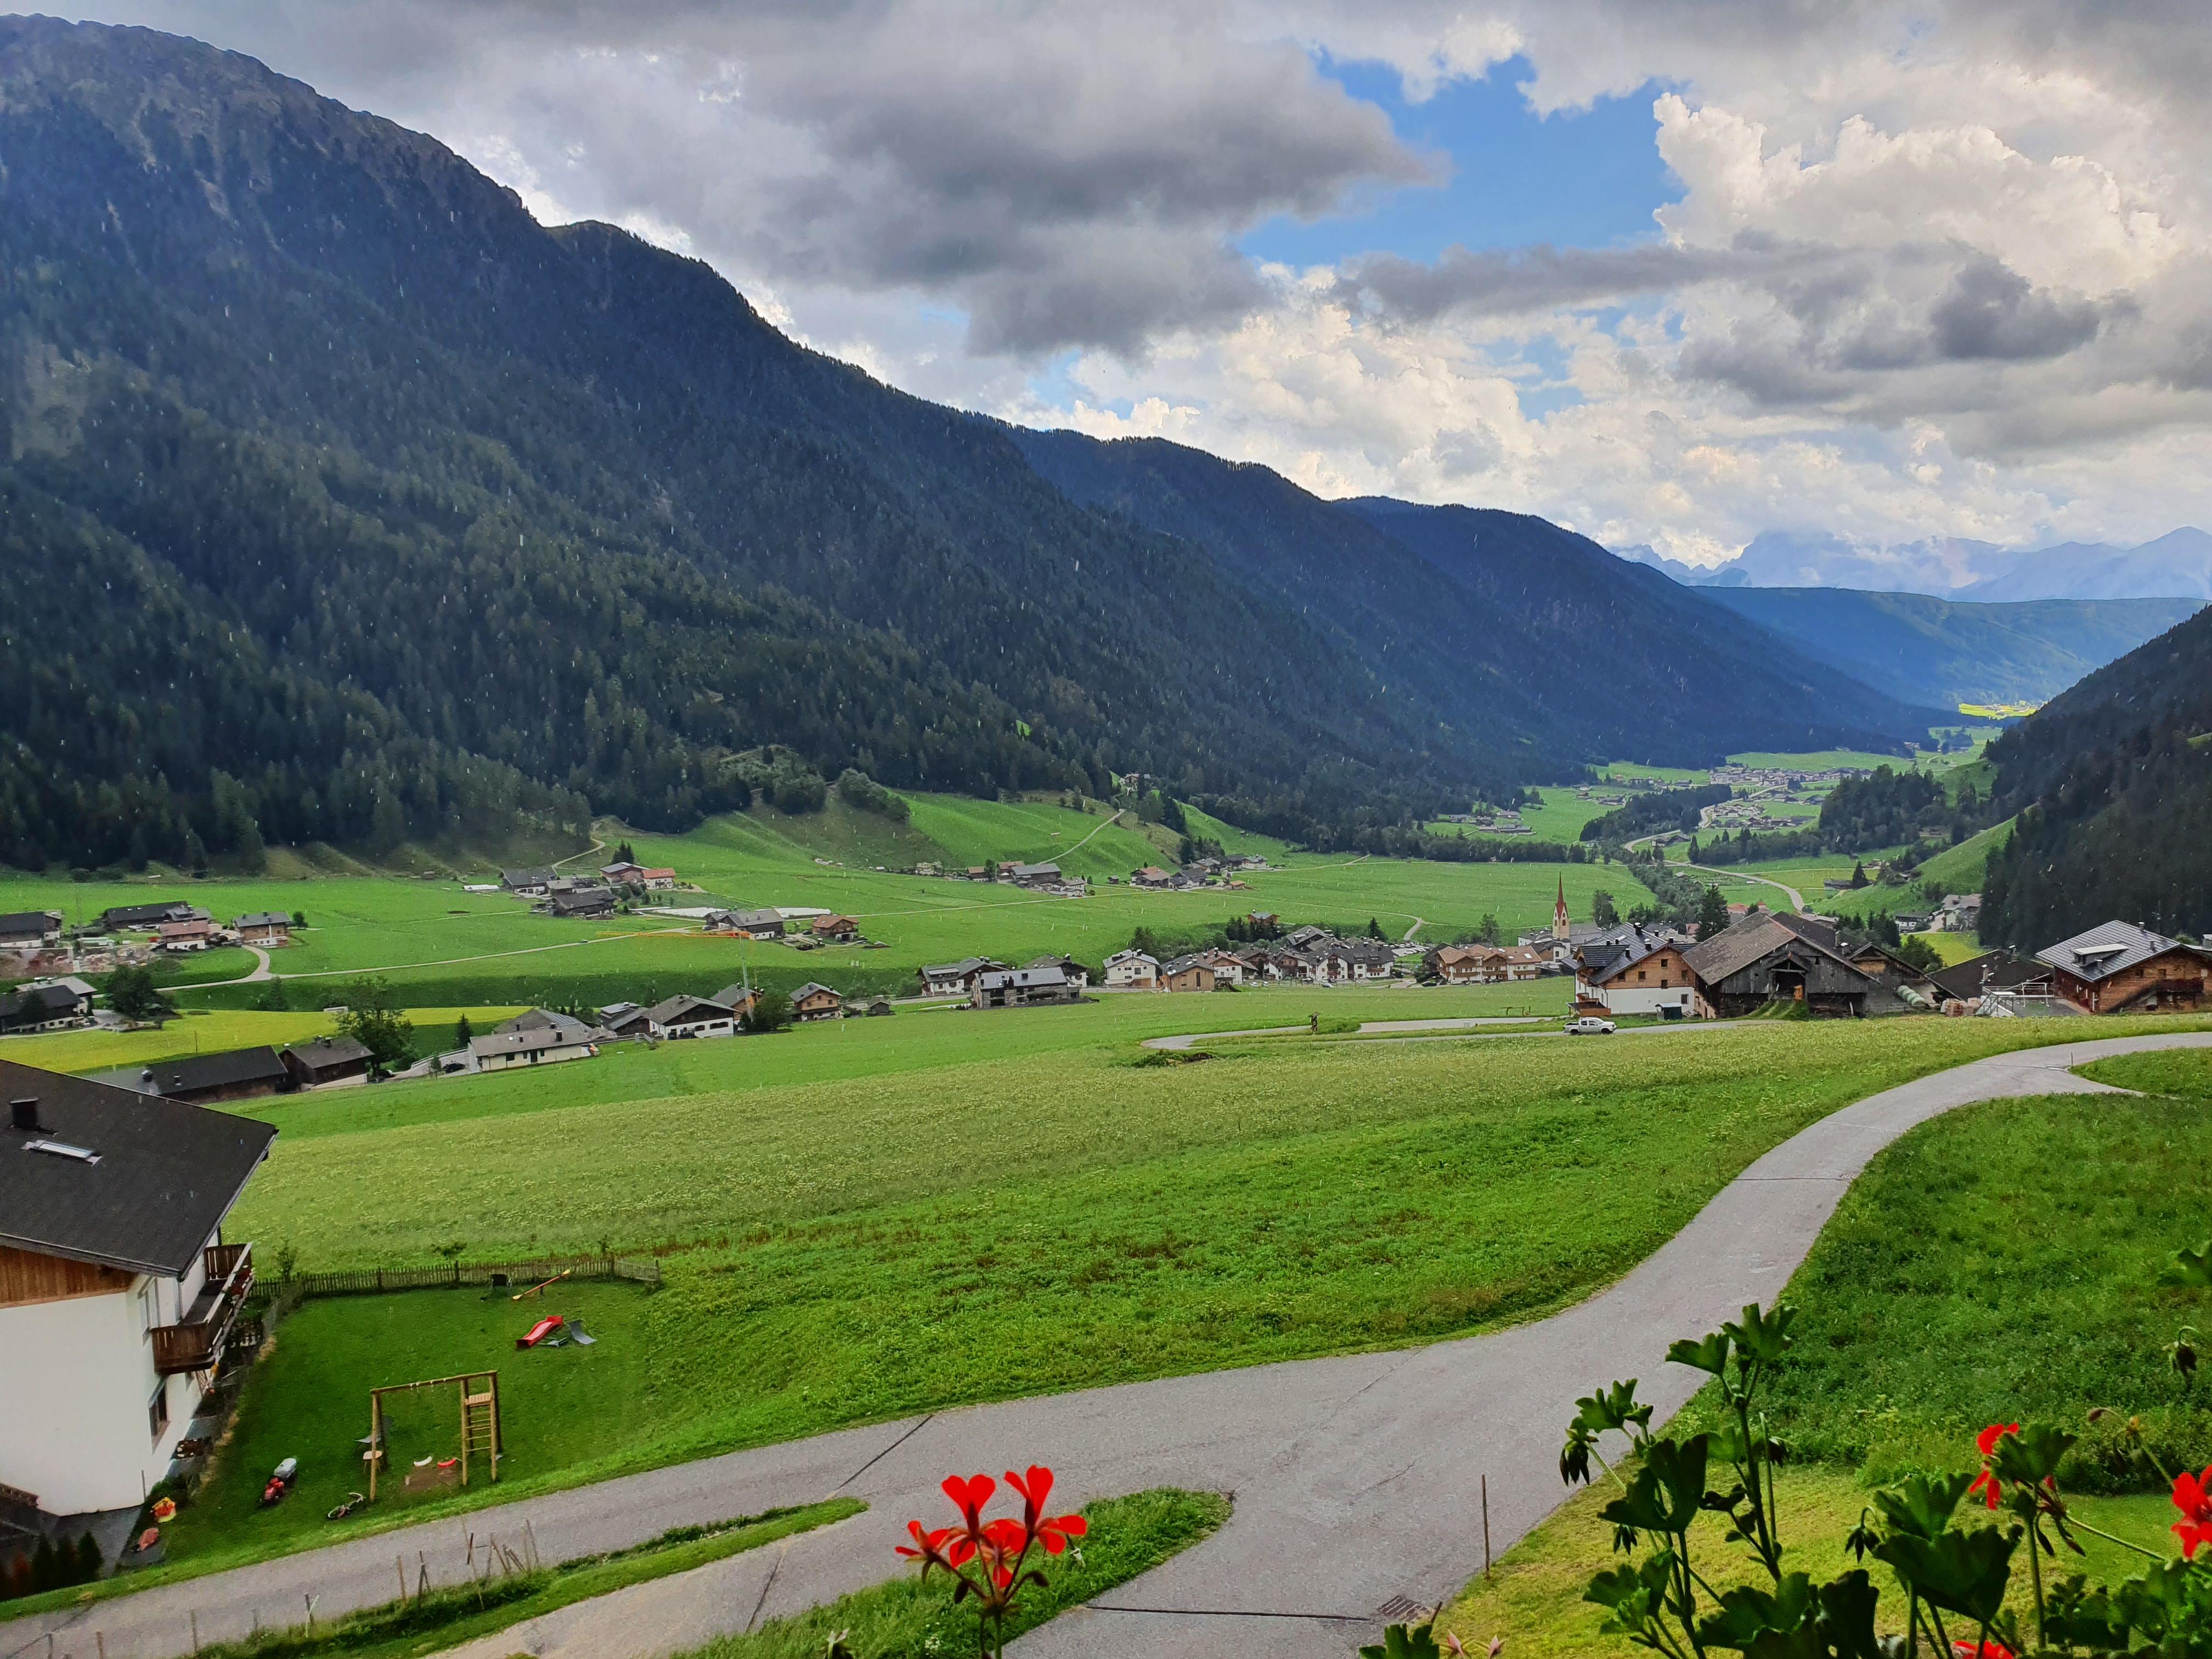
(1696, 884, 1730, 941)
(1591, 889, 1620, 929)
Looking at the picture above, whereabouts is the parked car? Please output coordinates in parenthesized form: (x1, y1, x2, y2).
(1564, 1015, 1617, 1035)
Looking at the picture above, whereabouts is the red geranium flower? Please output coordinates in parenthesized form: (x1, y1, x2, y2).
(1967, 1423, 2022, 1509)
(1006, 1464, 1090, 1554)
(941, 1473, 996, 1534)
(1953, 1640, 2013, 1659)
(895, 1519, 961, 1573)
(2172, 1464, 2212, 1558)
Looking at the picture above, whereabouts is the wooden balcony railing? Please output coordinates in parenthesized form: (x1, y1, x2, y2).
(150, 1241, 254, 1378)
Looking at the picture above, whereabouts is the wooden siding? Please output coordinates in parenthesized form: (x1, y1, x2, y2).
(0, 1243, 131, 1308)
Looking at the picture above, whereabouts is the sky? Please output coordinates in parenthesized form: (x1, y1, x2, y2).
(61, 1, 2212, 567)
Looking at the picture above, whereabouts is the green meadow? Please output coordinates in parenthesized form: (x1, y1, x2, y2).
(0, 794, 1650, 1015)
(161, 1013, 2204, 1576)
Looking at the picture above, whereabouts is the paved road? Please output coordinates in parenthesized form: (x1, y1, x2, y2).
(1681, 861, 1807, 911)
(15, 1032, 2202, 1659)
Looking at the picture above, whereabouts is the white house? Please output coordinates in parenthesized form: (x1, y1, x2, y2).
(644, 995, 736, 1040)
(0, 1060, 275, 1521)
(1103, 949, 1160, 989)
(470, 1026, 605, 1071)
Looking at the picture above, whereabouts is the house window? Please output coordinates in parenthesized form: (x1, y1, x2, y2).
(139, 1281, 156, 1335)
(149, 1379, 170, 1442)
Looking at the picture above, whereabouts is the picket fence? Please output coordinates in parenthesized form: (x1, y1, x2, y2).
(275, 1255, 662, 1300)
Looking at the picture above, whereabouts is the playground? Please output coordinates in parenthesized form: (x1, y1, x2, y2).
(159, 1280, 663, 1571)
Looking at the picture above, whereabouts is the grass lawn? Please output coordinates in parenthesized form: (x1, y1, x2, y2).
(0, 1007, 522, 1075)
(162, 1282, 672, 1571)
(1432, 1069, 2212, 1654)
(686, 1489, 1229, 1659)
(179, 1501, 861, 1659)
(189, 1014, 2208, 1578)
(1434, 1468, 2176, 1659)
(1905, 929, 1984, 966)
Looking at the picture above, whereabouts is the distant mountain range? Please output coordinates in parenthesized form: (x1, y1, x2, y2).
(1694, 588, 2202, 710)
(0, 16, 1939, 869)
(1621, 527, 2212, 602)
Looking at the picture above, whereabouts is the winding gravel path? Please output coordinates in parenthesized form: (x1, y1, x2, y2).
(13, 1031, 2202, 1659)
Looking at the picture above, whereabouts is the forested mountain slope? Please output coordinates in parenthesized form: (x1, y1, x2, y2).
(0, 16, 1477, 866)
(0, 18, 1933, 871)
(1014, 432, 1939, 767)
(1695, 587, 2200, 709)
(1982, 607, 2212, 945)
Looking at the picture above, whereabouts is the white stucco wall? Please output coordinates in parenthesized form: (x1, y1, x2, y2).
(0, 1278, 201, 1515)
(1596, 984, 1695, 1015)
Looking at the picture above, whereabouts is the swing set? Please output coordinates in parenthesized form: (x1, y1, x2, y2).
(363, 1371, 501, 1503)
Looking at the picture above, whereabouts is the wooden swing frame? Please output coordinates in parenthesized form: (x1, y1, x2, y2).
(365, 1371, 500, 1502)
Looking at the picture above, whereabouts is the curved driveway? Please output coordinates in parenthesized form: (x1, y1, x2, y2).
(15, 1031, 2205, 1659)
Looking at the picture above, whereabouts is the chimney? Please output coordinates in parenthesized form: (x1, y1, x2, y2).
(10, 1098, 40, 1133)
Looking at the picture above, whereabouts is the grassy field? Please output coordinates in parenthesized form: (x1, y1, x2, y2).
(0, 1007, 522, 1075)
(163, 1281, 673, 1565)
(1435, 1468, 2175, 1658)
(1905, 929, 1984, 965)
(178, 1012, 2209, 1576)
(1433, 1064, 2212, 1654)
(688, 1489, 1229, 1659)
(1, 800, 1652, 1013)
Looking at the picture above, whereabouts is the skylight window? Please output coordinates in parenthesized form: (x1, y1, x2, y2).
(24, 1138, 100, 1164)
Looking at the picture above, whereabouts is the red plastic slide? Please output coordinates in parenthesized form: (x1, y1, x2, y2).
(516, 1315, 565, 1349)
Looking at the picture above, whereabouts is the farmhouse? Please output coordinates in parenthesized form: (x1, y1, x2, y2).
(1932, 893, 1983, 933)
(496, 1009, 593, 1036)
(0, 911, 64, 949)
(0, 1062, 276, 1520)
(972, 966, 1080, 1008)
(0, 981, 94, 1034)
(1028, 955, 1091, 990)
(1103, 949, 1160, 989)
(279, 1035, 374, 1090)
(645, 995, 738, 1040)
(1130, 866, 1171, 889)
(710, 908, 787, 938)
(1160, 957, 1218, 993)
(1006, 862, 1063, 889)
(1574, 926, 1696, 1017)
(546, 888, 617, 920)
(789, 982, 844, 1022)
(596, 1003, 654, 1040)
(500, 868, 556, 897)
(2036, 921, 2212, 1014)
(232, 912, 292, 947)
(919, 957, 1005, 997)
(1680, 914, 1883, 1019)
(711, 984, 763, 1024)
(98, 902, 204, 932)
(1927, 950, 2056, 1012)
(143, 1047, 292, 1104)
(810, 914, 862, 943)
(470, 1026, 603, 1071)
(156, 918, 217, 952)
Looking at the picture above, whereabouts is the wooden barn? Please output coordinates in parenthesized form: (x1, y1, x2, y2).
(1681, 913, 1883, 1019)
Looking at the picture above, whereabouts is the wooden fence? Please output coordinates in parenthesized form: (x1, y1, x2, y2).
(274, 1255, 662, 1300)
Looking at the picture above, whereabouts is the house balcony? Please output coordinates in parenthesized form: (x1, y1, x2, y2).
(150, 1242, 255, 1377)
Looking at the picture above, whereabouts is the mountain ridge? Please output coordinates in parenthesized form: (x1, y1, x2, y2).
(1620, 527, 2212, 602)
(0, 15, 1932, 867)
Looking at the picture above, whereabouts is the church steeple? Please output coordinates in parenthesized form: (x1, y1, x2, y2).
(1553, 873, 1571, 941)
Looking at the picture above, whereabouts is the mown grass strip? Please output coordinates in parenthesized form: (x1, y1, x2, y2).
(162, 1500, 859, 1659)
(682, 1488, 1228, 1658)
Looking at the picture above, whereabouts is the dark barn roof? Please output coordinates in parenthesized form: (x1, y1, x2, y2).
(1, 1059, 276, 1275)
(145, 1046, 290, 1098)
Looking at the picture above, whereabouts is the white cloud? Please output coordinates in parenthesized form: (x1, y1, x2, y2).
(61, 0, 2212, 559)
